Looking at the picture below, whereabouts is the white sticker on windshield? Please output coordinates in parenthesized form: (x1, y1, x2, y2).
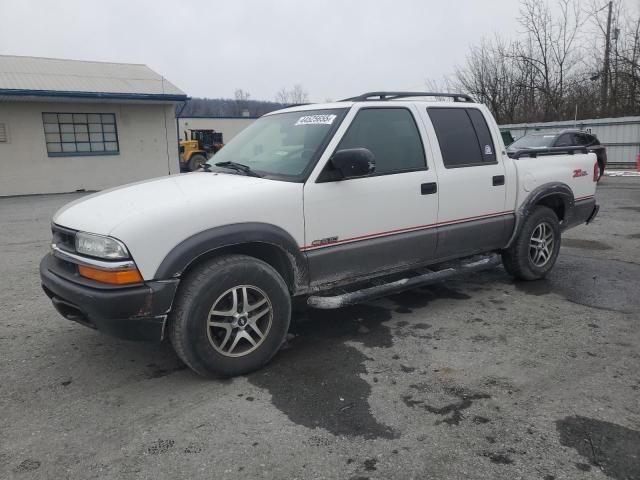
(295, 114, 337, 126)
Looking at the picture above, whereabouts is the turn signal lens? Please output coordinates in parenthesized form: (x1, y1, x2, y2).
(593, 162, 600, 182)
(78, 265, 143, 285)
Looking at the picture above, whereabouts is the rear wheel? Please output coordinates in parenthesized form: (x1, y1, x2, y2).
(169, 255, 291, 378)
(187, 153, 207, 171)
(502, 206, 561, 280)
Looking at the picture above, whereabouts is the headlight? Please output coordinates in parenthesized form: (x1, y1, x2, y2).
(75, 232, 129, 260)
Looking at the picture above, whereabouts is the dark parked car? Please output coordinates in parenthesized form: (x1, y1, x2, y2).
(507, 129, 607, 178)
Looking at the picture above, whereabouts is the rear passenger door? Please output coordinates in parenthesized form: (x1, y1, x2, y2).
(423, 107, 510, 259)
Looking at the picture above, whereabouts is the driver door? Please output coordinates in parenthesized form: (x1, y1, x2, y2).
(302, 105, 439, 287)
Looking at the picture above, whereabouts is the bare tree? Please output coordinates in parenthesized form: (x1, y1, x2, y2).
(275, 87, 289, 104)
(515, 0, 583, 120)
(274, 85, 309, 104)
(452, 0, 640, 123)
(234, 89, 250, 102)
(455, 37, 529, 123)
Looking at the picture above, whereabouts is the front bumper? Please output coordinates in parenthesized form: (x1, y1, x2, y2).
(40, 253, 179, 341)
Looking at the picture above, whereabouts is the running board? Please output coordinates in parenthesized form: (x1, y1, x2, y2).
(307, 254, 501, 309)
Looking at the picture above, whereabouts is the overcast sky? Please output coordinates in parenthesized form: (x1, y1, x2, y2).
(0, 0, 611, 102)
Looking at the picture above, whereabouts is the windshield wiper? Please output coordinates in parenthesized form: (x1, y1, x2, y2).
(214, 161, 262, 177)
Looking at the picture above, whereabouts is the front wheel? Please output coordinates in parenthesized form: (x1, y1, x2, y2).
(169, 255, 291, 378)
(187, 153, 207, 171)
(502, 206, 561, 281)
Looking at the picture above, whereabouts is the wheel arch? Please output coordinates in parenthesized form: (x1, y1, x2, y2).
(505, 182, 575, 248)
(154, 223, 308, 294)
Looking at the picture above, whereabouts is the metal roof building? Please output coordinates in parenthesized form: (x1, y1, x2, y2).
(0, 55, 187, 196)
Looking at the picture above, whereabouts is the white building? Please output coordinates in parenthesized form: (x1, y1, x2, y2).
(0, 55, 187, 196)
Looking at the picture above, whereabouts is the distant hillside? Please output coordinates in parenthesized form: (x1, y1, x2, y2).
(177, 97, 289, 118)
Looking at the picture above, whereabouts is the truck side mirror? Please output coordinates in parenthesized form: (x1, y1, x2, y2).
(330, 148, 376, 179)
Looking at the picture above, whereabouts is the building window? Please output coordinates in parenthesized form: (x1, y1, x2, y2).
(0, 123, 7, 143)
(42, 113, 119, 156)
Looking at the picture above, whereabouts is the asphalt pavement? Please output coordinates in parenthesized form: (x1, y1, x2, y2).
(0, 177, 638, 480)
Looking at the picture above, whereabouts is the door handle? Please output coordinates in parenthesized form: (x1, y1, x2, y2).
(492, 175, 505, 186)
(421, 182, 437, 195)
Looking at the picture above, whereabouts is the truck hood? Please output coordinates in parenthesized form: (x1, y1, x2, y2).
(54, 172, 277, 235)
(53, 172, 305, 279)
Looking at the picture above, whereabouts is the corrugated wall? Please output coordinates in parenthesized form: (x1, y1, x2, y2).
(500, 116, 640, 165)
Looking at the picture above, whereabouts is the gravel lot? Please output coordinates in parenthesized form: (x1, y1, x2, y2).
(1, 177, 639, 480)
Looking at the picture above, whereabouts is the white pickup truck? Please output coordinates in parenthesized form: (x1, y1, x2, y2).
(40, 92, 599, 377)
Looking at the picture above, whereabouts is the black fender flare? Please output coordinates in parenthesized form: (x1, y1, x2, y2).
(154, 222, 309, 291)
(505, 182, 575, 248)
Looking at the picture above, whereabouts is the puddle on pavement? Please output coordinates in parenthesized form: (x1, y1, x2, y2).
(389, 284, 471, 313)
(562, 238, 612, 251)
(247, 283, 473, 438)
(512, 256, 640, 313)
(402, 384, 491, 426)
(620, 206, 640, 213)
(248, 303, 398, 439)
(556, 415, 640, 479)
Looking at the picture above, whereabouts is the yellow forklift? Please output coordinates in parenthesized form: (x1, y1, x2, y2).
(179, 129, 224, 171)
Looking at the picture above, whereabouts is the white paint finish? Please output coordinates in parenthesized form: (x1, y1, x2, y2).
(0, 55, 184, 96)
(513, 152, 599, 204)
(417, 103, 508, 222)
(303, 102, 438, 250)
(303, 170, 439, 248)
(177, 117, 256, 143)
(53, 172, 304, 279)
(0, 101, 179, 195)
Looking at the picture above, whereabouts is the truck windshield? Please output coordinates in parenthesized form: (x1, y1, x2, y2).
(210, 108, 346, 180)
(508, 134, 556, 150)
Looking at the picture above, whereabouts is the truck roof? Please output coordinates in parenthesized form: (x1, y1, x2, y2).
(265, 91, 481, 116)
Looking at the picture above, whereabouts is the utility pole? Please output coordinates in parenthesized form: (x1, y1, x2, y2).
(601, 1, 613, 115)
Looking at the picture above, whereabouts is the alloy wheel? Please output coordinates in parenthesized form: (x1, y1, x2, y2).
(528, 222, 555, 267)
(206, 285, 273, 357)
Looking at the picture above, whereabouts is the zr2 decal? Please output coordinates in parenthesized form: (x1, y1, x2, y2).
(573, 169, 588, 178)
(311, 236, 339, 247)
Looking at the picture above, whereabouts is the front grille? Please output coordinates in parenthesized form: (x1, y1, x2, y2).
(52, 224, 76, 253)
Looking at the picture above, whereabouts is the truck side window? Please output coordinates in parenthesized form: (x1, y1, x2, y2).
(336, 108, 426, 174)
(428, 108, 491, 168)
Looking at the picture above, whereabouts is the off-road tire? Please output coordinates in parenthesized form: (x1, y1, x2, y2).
(187, 154, 207, 172)
(502, 206, 561, 281)
(168, 254, 291, 378)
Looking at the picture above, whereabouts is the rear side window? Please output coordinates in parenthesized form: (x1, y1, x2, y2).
(573, 133, 597, 146)
(336, 108, 426, 174)
(427, 108, 496, 168)
(555, 133, 573, 147)
(467, 109, 496, 163)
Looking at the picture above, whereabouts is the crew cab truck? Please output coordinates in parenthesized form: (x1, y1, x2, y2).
(40, 92, 599, 378)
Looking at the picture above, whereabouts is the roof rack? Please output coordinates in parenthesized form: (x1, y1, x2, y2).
(341, 91, 475, 103)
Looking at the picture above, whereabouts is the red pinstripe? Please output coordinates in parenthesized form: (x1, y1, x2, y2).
(300, 210, 515, 252)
